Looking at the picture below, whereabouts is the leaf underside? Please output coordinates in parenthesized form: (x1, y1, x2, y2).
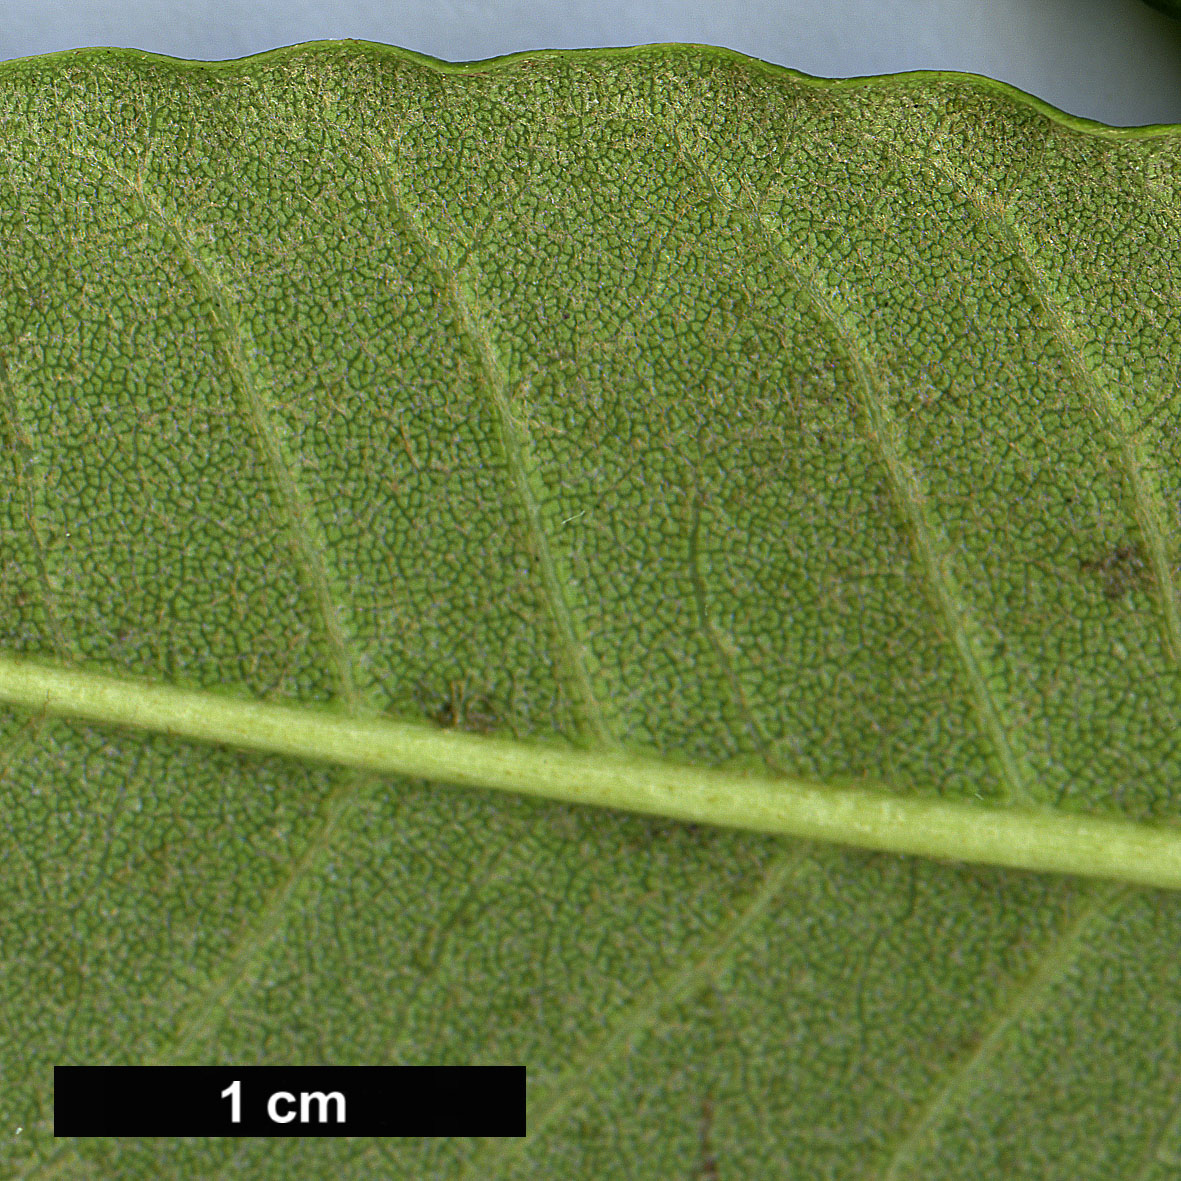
(1, 41, 1180, 1180)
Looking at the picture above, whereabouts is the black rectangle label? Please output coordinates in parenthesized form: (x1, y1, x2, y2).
(54, 1066, 525, 1137)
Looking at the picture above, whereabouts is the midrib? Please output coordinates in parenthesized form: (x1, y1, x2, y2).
(3, 652, 1181, 890)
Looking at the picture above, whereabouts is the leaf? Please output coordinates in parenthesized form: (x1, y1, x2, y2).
(1, 41, 1180, 1179)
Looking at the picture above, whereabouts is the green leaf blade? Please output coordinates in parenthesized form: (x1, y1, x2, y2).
(2, 42, 1180, 1180)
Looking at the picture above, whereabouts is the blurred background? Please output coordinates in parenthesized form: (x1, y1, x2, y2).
(1, 0, 1179, 126)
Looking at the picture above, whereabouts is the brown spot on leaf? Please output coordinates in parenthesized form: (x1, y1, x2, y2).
(1080, 542, 1150, 601)
(699, 1091, 719, 1181)
(426, 679, 501, 735)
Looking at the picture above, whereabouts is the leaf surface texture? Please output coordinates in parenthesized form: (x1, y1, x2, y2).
(1, 42, 1180, 1179)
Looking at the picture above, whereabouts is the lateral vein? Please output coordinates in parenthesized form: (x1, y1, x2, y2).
(663, 125, 1036, 808)
(33, 161, 386, 1127)
(0, 351, 69, 658)
(874, 881, 1124, 1180)
(122, 170, 365, 710)
(148, 769, 373, 1065)
(451, 846, 817, 1180)
(370, 148, 616, 749)
(926, 151, 1181, 669)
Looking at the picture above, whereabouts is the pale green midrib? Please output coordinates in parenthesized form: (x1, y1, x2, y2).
(4, 653, 1181, 888)
(925, 152, 1181, 669)
(452, 845, 816, 1180)
(120, 168, 364, 711)
(370, 148, 616, 749)
(873, 880, 1123, 1180)
(662, 124, 1036, 809)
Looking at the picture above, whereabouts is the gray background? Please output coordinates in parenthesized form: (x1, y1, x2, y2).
(2, 0, 1179, 126)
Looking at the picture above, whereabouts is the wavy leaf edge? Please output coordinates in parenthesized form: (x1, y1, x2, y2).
(1, 39, 1178, 135)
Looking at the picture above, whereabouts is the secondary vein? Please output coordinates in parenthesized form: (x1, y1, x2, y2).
(451, 845, 817, 1181)
(122, 170, 365, 711)
(369, 146, 617, 749)
(663, 125, 1036, 809)
(54, 160, 386, 1113)
(0, 350, 69, 658)
(918, 149, 1181, 669)
(874, 880, 1123, 1180)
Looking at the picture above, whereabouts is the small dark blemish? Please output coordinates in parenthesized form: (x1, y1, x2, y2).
(699, 1092, 719, 1181)
(1080, 542, 1150, 601)
(426, 680, 501, 735)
